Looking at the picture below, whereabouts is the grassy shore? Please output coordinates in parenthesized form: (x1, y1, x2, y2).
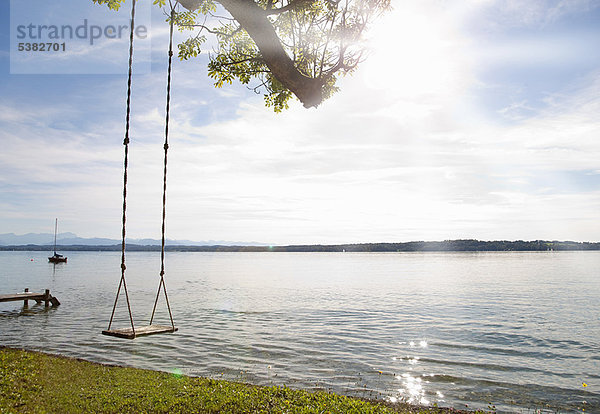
(0, 347, 480, 413)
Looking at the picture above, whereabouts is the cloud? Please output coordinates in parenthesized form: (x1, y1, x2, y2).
(151, 33, 600, 243)
(471, 0, 599, 29)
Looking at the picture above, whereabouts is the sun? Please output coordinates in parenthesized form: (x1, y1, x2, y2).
(362, 4, 468, 98)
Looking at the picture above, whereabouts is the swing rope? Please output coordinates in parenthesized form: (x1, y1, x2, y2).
(105, 0, 177, 337)
(106, 0, 137, 335)
(150, 6, 176, 329)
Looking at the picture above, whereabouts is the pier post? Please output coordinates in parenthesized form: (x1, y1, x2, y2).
(45, 289, 50, 307)
(24, 288, 29, 308)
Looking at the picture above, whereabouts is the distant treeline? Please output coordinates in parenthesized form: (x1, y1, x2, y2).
(1, 239, 599, 252)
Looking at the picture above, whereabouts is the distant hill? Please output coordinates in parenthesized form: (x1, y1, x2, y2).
(0, 232, 78, 246)
(1, 238, 598, 252)
(0, 233, 265, 247)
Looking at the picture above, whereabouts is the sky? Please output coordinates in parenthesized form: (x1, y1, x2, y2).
(1, 0, 599, 245)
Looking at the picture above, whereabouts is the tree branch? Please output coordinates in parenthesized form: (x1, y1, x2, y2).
(264, 0, 314, 15)
(217, 0, 324, 107)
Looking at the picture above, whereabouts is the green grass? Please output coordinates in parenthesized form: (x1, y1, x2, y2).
(0, 347, 479, 413)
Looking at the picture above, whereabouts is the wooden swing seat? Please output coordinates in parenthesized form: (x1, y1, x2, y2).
(102, 324, 177, 340)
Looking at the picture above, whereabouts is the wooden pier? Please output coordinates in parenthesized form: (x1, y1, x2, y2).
(0, 288, 60, 307)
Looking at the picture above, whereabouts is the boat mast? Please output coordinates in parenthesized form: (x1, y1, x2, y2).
(53, 218, 58, 255)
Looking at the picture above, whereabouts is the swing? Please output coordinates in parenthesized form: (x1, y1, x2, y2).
(103, 0, 182, 339)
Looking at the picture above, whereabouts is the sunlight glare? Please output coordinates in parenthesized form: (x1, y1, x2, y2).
(363, 5, 467, 98)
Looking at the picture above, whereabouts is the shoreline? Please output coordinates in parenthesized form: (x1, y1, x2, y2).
(1, 239, 599, 252)
(1, 346, 479, 413)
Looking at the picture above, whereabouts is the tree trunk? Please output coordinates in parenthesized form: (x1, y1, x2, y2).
(217, 0, 324, 108)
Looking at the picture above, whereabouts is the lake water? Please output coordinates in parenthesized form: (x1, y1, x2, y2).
(1, 251, 598, 413)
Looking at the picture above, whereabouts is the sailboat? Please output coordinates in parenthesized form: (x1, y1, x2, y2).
(48, 218, 67, 263)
